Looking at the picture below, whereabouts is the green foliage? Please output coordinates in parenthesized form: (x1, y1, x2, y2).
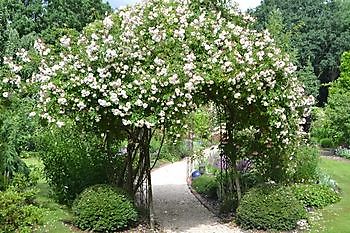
(265, 8, 321, 99)
(317, 170, 338, 191)
(10, 170, 40, 192)
(42, 0, 111, 32)
(187, 107, 214, 140)
(291, 145, 320, 183)
(326, 92, 350, 145)
(72, 184, 137, 232)
(325, 91, 350, 145)
(151, 138, 190, 163)
(0, 187, 42, 233)
(265, 8, 295, 56)
(0, 97, 41, 189)
(236, 185, 307, 231)
(335, 147, 350, 159)
(320, 138, 334, 148)
(219, 192, 238, 214)
(291, 184, 341, 208)
(311, 52, 350, 146)
(0, 0, 112, 62)
(298, 60, 320, 99)
(240, 171, 264, 192)
(38, 126, 123, 205)
(2, 98, 39, 153)
(310, 107, 336, 145)
(252, 0, 350, 103)
(192, 175, 218, 199)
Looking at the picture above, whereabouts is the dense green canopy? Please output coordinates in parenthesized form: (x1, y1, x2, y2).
(0, 0, 112, 63)
(252, 0, 350, 104)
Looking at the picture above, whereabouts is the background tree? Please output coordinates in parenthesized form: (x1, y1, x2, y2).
(264, 8, 320, 99)
(0, 0, 112, 63)
(252, 0, 350, 104)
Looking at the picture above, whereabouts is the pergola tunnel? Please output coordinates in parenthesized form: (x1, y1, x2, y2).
(2, 0, 313, 231)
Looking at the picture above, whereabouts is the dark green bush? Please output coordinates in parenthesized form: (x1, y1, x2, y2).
(291, 146, 320, 183)
(291, 184, 341, 208)
(240, 171, 264, 193)
(236, 185, 307, 231)
(72, 184, 138, 232)
(38, 126, 123, 205)
(320, 138, 334, 148)
(10, 169, 40, 192)
(192, 175, 218, 198)
(219, 192, 238, 214)
(0, 188, 43, 233)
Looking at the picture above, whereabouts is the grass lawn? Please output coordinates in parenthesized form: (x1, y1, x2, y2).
(23, 157, 74, 233)
(309, 157, 350, 233)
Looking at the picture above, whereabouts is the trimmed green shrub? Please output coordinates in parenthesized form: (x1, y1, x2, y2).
(192, 175, 218, 199)
(236, 185, 307, 231)
(291, 146, 320, 183)
(320, 138, 334, 148)
(0, 188, 42, 233)
(291, 184, 341, 208)
(72, 184, 138, 232)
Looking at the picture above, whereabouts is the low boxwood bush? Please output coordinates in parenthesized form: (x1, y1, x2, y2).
(291, 184, 341, 208)
(236, 185, 307, 231)
(72, 184, 138, 232)
(0, 188, 42, 233)
(320, 138, 334, 148)
(192, 175, 218, 198)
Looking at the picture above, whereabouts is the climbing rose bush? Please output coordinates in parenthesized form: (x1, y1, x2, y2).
(2, 0, 313, 153)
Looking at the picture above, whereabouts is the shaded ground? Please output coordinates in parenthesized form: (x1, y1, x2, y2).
(152, 159, 242, 233)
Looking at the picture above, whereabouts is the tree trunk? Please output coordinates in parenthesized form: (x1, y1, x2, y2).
(126, 134, 135, 194)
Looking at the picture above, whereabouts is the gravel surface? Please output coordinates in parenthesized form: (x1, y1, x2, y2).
(152, 159, 243, 233)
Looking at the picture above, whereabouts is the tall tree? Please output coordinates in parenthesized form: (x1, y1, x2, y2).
(0, 0, 112, 62)
(264, 7, 320, 99)
(43, 0, 112, 32)
(252, 0, 350, 104)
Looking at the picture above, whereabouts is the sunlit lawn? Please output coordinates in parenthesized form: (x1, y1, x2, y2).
(309, 157, 350, 233)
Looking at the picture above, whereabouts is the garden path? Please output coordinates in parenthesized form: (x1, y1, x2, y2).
(152, 159, 243, 233)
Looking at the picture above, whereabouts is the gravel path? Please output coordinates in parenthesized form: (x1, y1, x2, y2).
(152, 159, 243, 233)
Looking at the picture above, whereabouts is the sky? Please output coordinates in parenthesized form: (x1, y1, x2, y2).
(106, 0, 261, 11)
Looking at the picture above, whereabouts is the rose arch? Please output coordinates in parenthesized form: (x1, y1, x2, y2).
(2, 0, 313, 225)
